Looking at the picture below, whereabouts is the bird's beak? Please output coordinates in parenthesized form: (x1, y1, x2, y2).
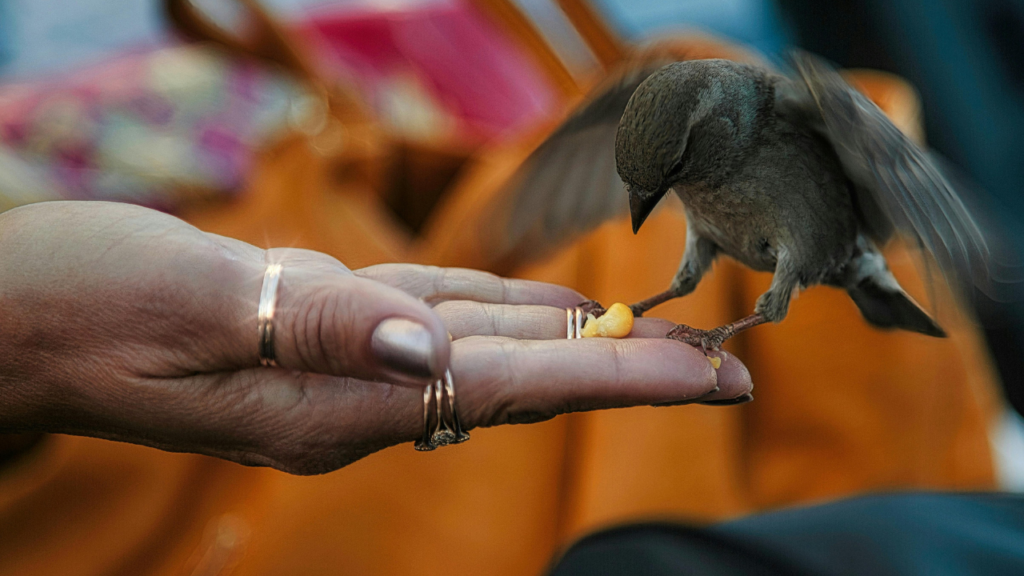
(629, 189, 665, 234)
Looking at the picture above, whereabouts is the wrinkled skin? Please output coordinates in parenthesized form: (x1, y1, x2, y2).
(0, 202, 753, 475)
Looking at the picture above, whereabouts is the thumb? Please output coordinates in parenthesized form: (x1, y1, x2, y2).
(228, 250, 451, 387)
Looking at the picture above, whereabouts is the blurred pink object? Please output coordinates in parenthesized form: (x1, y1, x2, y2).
(0, 0, 561, 212)
(0, 45, 299, 210)
(300, 0, 559, 144)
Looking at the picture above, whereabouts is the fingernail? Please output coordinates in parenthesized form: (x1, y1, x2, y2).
(700, 393, 754, 407)
(371, 318, 438, 383)
(653, 387, 720, 407)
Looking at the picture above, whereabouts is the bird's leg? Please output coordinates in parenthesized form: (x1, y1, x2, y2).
(667, 313, 768, 351)
(578, 232, 716, 319)
(667, 247, 799, 352)
(627, 289, 678, 317)
(629, 231, 719, 317)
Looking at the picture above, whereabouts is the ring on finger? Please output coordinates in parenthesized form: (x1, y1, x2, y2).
(257, 263, 283, 367)
(415, 369, 470, 451)
(566, 307, 583, 339)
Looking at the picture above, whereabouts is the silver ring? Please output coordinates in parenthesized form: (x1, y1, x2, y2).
(431, 381, 457, 447)
(566, 307, 584, 339)
(258, 263, 283, 367)
(414, 369, 469, 451)
(415, 383, 436, 451)
(442, 369, 470, 444)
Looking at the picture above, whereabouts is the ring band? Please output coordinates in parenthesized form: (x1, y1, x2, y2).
(416, 384, 435, 451)
(442, 370, 470, 444)
(258, 263, 283, 367)
(415, 369, 470, 451)
(432, 382, 457, 446)
(566, 307, 584, 339)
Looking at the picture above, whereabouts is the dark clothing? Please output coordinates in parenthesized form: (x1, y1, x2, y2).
(550, 493, 1024, 576)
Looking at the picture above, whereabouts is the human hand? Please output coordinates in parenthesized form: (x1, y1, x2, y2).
(0, 202, 751, 474)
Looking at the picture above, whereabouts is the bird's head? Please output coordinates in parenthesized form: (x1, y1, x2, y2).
(615, 59, 769, 233)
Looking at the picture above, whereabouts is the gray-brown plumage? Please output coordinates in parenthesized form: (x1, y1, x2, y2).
(493, 51, 992, 349)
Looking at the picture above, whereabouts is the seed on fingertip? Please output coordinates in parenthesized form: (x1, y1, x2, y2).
(708, 356, 722, 369)
(581, 303, 634, 338)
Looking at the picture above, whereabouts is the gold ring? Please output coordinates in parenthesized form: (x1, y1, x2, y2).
(258, 263, 283, 367)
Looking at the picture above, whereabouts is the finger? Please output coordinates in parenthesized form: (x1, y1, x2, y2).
(355, 264, 583, 307)
(694, 351, 752, 404)
(205, 237, 354, 275)
(434, 301, 681, 340)
(451, 336, 733, 427)
(265, 247, 352, 275)
(588, 318, 754, 402)
(178, 336, 751, 475)
(219, 251, 451, 388)
(626, 319, 754, 402)
(430, 303, 755, 401)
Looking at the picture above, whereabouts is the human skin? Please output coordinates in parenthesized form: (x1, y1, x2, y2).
(0, 202, 752, 475)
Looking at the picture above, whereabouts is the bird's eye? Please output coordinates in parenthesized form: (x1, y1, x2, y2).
(666, 157, 686, 178)
(666, 130, 696, 179)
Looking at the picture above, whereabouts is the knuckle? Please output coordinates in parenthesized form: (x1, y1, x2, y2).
(431, 300, 462, 319)
(288, 287, 348, 373)
(468, 339, 561, 427)
(434, 300, 490, 337)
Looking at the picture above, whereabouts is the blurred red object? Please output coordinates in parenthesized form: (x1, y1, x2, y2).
(299, 0, 560, 145)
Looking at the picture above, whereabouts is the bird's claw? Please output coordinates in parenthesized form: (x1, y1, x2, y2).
(666, 324, 730, 352)
(577, 299, 607, 318)
(579, 300, 649, 319)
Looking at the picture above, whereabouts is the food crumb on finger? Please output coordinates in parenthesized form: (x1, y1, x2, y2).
(581, 303, 634, 338)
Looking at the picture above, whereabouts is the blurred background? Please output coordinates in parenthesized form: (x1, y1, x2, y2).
(2, 1, 1024, 574)
(3, 0, 1022, 440)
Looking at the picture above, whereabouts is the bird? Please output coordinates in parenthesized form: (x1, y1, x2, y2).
(485, 50, 991, 350)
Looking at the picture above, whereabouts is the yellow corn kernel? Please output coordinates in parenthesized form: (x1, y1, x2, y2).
(708, 356, 722, 369)
(581, 303, 634, 338)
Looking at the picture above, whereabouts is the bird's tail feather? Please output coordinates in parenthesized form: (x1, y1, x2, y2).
(848, 279, 947, 337)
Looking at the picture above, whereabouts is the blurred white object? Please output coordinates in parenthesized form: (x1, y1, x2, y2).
(992, 408, 1024, 492)
(0, 146, 60, 212)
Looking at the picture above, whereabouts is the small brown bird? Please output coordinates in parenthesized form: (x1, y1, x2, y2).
(490, 51, 991, 350)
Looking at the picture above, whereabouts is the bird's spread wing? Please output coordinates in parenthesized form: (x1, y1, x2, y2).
(481, 36, 771, 270)
(784, 50, 990, 297)
(484, 63, 665, 267)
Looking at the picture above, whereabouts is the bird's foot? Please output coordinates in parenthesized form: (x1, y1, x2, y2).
(667, 313, 769, 353)
(666, 324, 733, 352)
(578, 300, 648, 321)
(581, 289, 676, 320)
(577, 299, 607, 318)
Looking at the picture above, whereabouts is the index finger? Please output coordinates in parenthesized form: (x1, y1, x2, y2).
(435, 301, 679, 340)
(354, 264, 583, 307)
(452, 336, 751, 428)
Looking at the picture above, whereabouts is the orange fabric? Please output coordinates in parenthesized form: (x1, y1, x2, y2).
(416, 63, 1000, 542)
(178, 132, 410, 269)
(514, 217, 997, 541)
(0, 49, 1001, 576)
